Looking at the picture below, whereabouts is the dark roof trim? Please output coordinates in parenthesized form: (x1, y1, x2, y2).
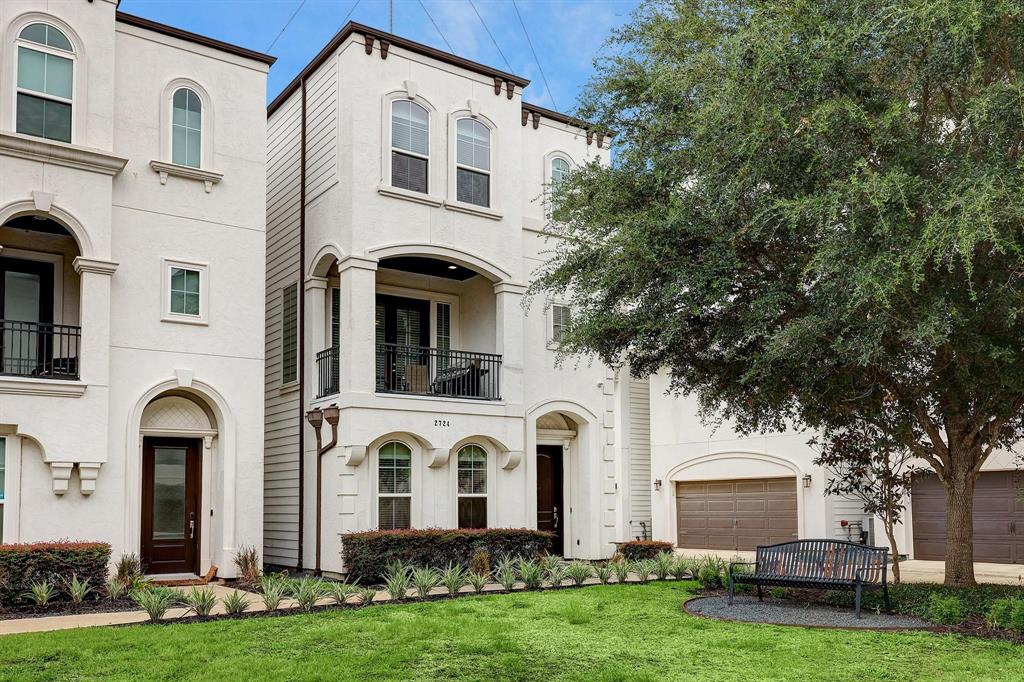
(268, 22, 530, 116)
(115, 12, 277, 66)
(521, 102, 615, 137)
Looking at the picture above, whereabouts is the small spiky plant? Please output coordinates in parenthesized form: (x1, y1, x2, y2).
(221, 589, 250, 615)
(565, 561, 594, 587)
(131, 586, 179, 622)
(411, 566, 441, 598)
(180, 586, 217, 617)
(383, 566, 412, 600)
(289, 577, 328, 611)
(233, 545, 262, 586)
(440, 564, 468, 596)
(632, 559, 656, 584)
(105, 577, 127, 600)
(653, 552, 675, 580)
(325, 581, 353, 606)
(467, 570, 489, 594)
(516, 558, 543, 590)
(611, 559, 631, 584)
(355, 586, 377, 605)
(24, 580, 57, 606)
(671, 556, 694, 580)
(595, 564, 613, 584)
(65, 574, 94, 604)
(545, 563, 568, 588)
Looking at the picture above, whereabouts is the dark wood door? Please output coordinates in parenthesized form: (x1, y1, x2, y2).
(141, 438, 201, 575)
(537, 444, 564, 556)
(0, 257, 54, 376)
(912, 471, 1024, 564)
(675, 478, 798, 551)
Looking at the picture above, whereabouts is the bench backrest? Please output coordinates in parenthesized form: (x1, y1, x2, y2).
(754, 540, 886, 583)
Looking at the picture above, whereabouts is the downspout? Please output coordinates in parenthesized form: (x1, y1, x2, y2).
(296, 76, 307, 570)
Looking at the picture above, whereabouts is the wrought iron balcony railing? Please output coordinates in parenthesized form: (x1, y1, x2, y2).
(376, 343, 501, 400)
(316, 346, 340, 398)
(0, 319, 81, 380)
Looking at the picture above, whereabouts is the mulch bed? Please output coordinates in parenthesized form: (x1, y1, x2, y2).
(0, 598, 140, 621)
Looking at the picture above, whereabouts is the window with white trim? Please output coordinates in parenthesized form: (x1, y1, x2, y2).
(456, 444, 487, 529)
(281, 283, 298, 383)
(172, 88, 202, 168)
(162, 259, 208, 324)
(391, 100, 429, 193)
(16, 23, 74, 143)
(378, 441, 412, 530)
(455, 118, 490, 207)
(551, 157, 570, 185)
(551, 304, 571, 344)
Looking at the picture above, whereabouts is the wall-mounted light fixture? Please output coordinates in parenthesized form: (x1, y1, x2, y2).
(653, 479, 662, 491)
(802, 474, 812, 488)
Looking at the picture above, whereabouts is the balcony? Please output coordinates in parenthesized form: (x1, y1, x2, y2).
(375, 343, 501, 400)
(316, 346, 339, 399)
(0, 320, 81, 380)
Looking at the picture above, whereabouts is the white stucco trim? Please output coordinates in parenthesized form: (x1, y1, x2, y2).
(158, 77, 216, 170)
(367, 242, 512, 282)
(0, 199, 96, 258)
(366, 431, 433, 530)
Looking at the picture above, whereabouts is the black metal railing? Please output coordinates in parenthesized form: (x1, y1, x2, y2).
(0, 320, 81, 380)
(316, 346, 340, 398)
(376, 343, 501, 400)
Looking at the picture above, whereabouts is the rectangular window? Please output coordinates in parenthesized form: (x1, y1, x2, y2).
(16, 93, 70, 143)
(330, 287, 340, 349)
(456, 168, 490, 207)
(16, 46, 72, 143)
(281, 283, 298, 384)
(169, 267, 201, 316)
(391, 151, 428, 193)
(551, 304, 571, 343)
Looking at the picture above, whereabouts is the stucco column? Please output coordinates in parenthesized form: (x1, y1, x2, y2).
(305, 276, 328, 397)
(338, 255, 377, 395)
(73, 257, 118, 386)
(493, 282, 527, 406)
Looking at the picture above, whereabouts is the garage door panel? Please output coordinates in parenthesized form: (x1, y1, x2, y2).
(676, 477, 797, 551)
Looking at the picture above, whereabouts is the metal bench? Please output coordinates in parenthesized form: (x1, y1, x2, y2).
(727, 539, 890, 618)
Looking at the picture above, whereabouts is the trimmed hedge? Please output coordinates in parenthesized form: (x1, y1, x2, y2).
(618, 540, 674, 561)
(824, 582, 1024, 623)
(341, 528, 552, 583)
(0, 541, 111, 604)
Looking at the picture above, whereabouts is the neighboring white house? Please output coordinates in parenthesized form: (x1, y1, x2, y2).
(0, 0, 273, 578)
(263, 23, 633, 574)
(642, 371, 1024, 565)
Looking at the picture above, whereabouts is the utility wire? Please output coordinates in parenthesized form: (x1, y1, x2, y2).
(467, 0, 513, 72)
(418, 0, 456, 53)
(340, 0, 363, 28)
(267, 0, 307, 52)
(511, 0, 558, 110)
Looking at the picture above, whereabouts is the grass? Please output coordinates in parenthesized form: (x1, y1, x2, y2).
(0, 582, 1021, 681)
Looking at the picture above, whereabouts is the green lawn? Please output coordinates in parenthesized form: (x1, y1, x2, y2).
(0, 582, 1020, 681)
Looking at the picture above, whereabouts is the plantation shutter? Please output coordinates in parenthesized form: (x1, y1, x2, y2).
(436, 302, 451, 371)
(281, 284, 298, 383)
(331, 287, 340, 348)
(551, 304, 570, 343)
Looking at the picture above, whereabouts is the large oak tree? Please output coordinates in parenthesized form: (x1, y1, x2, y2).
(534, 0, 1024, 585)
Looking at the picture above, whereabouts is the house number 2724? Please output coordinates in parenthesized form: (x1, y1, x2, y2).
(434, 419, 451, 427)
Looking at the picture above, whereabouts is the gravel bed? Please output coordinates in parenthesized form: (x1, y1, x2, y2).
(686, 594, 932, 630)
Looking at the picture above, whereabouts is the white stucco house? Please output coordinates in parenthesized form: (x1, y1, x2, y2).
(0, 0, 273, 578)
(262, 23, 655, 574)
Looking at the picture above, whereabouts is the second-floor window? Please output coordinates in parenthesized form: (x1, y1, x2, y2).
(281, 283, 298, 383)
(172, 88, 203, 168)
(455, 118, 490, 207)
(551, 304, 571, 344)
(16, 23, 74, 143)
(169, 267, 201, 316)
(391, 100, 428, 193)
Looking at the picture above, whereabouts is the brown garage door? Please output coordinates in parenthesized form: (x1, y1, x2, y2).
(676, 477, 798, 551)
(912, 471, 1024, 564)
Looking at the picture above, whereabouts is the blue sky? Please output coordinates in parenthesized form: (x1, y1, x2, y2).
(117, 0, 640, 111)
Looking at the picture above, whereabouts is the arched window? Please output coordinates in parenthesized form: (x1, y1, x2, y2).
(551, 157, 570, 185)
(16, 22, 74, 143)
(172, 88, 203, 168)
(456, 444, 487, 529)
(455, 118, 491, 207)
(391, 100, 429, 193)
(378, 441, 412, 530)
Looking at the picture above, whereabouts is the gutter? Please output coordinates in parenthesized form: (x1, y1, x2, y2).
(296, 77, 307, 571)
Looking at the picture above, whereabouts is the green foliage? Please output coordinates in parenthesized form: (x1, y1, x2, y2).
(180, 586, 217, 617)
(114, 553, 142, 589)
(926, 594, 965, 625)
(467, 570, 489, 594)
(696, 566, 722, 590)
(23, 581, 56, 606)
(986, 598, 1024, 631)
(670, 556, 694, 580)
(537, 554, 562, 576)
(0, 542, 111, 605)
(545, 563, 568, 587)
(517, 559, 544, 590)
(632, 560, 657, 585)
(289, 578, 328, 611)
(411, 567, 441, 598)
(594, 564, 614, 584)
(496, 566, 518, 592)
(259, 576, 288, 611)
(770, 587, 789, 600)
(233, 545, 261, 586)
(617, 541, 674, 562)
(469, 551, 490, 577)
(64, 574, 93, 604)
(324, 581, 353, 606)
(221, 590, 250, 615)
(825, 582, 1024, 619)
(131, 586, 178, 622)
(565, 561, 594, 586)
(441, 564, 468, 596)
(382, 566, 412, 601)
(354, 587, 377, 605)
(105, 577, 127, 601)
(653, 552, 674, 580)
(610, 559, 631, 584)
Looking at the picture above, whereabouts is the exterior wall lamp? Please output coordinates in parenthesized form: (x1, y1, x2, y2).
(305, 404, 339, 574)
(653, 479, 662, 491)
(802, 474, 812, 488)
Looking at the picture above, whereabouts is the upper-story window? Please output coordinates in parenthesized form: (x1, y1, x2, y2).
(391, 100, 428, 193)
(455, 118, 491, 207)
(172, 88, 203, 168)
(551, 157, 570, 185)
(16, 23, 74, 143)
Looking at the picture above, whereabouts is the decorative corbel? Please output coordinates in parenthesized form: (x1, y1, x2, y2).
(506, 81, 515, 100)
(427, 448, 450, 468)
(78, 463, 101, 495)
(531, 112, 540, 129)
(586, 130, 594, 145)
(364, 35, 375, 55)
(494, 77, 503, 96)
(343, 445, 367, 467)
(521, 109, 529, 126)
(499, 449, 523, 470)
(50, 462, 74, 495)
(380, 40, 390, 59)
(467, 98, 481, 118)
(596, 132, 604, 149)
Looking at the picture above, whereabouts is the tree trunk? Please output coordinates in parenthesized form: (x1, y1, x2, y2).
(884, 521, 901, 584)
(943, 469, 977, 587)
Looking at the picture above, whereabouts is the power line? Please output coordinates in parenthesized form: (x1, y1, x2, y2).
(417, 0, 455, 53)
(266, 0, 307, 52)
(467, 0, 513, 72)
(511, 0, 558, 110)
(340, 0, 363, 28)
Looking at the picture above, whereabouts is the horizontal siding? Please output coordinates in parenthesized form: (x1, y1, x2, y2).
(628, 377, 653, 540)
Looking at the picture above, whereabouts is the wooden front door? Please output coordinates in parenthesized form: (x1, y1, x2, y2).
(537, 444, 565, 556)
(141, 438, 201, 575)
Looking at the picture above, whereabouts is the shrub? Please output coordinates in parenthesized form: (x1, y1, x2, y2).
(469, 551, 491, 577)
(132, 586, 178, 622)
(496, 566, 518, 591)
(595, 564, 613, 584)
(618, 541, 674, 561)
(289, 577, 328, 610)
(633, 560, 656, 584)
(927, 594, 965, 625)
(325, 581, 353, 606)
(566, 561, 594, 586)
(0, 542, 111, 604)
(114, 553, 142, 589)
(538, 554, 562, 575)
(467, 570, 489, 594)
(770, 587, 788, 600)
(180, 586, 217, 617)
(545, 563, 568, 587)
(986, 598, 1024, 631)
(105, 577, 127, 601)
(411, 566, 441, 598)
(610, 559, 631, 584)
(24, 580, 57, 606)
(260, 576, 288, 611)
(222, 590, 250, 615)
(517, 559, 543, 590)
(234, 545, 261, 586)
(353, 586, 377, 605)
(383, 566, 412, 600)
(670, 556, 693, 580)
(696, 565, 722, 589)
(340, 528, 552, 583)
(653, 552, 675, 580)
(64, 574, 94, 604)
(441, 564, 468, 596)
(824, 583, 1024, 619)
